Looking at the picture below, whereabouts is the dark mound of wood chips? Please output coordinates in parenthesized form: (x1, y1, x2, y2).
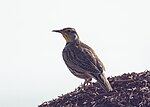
(39, 70, 150, 107)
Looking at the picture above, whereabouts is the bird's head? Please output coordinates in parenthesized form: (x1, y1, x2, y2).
(52, 27, 79, 43)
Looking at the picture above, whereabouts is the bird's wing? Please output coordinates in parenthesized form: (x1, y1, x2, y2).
(82, 48, 104, 73)
(70, 46, 104, 74)
(95, 54, 106, 71)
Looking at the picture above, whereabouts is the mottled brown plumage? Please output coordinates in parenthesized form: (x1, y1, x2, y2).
(52, 27, 113, 92)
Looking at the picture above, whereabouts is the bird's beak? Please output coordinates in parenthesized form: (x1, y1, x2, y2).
(52, 29, 63, 34)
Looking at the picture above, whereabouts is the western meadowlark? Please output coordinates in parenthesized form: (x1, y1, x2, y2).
(52, 27, 113, 92)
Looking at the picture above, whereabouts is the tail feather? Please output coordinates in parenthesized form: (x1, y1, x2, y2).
(96, 73, 113, 92)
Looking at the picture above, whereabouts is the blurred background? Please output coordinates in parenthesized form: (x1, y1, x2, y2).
(0, 0, 150, 107)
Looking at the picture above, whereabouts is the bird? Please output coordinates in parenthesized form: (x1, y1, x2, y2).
(52, 27, 113, 92)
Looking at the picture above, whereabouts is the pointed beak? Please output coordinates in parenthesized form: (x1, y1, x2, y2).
(52, 29, 63, 33)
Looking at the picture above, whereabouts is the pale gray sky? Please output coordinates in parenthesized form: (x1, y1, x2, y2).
(0, 0, 150, 107)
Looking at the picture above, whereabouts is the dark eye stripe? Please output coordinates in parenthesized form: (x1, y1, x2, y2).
(66, 30, 76, 33)
(71, 31, 76, 33)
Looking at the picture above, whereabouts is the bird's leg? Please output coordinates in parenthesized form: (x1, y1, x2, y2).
(82, 78, 92, 88)
(84, 78, 92, 85)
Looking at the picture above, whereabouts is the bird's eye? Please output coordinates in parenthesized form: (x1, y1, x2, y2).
(66, 29, 76, 34)
(67, 30, 71, 32)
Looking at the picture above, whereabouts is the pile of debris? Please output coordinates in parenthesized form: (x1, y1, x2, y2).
(39, 70, 150, 107)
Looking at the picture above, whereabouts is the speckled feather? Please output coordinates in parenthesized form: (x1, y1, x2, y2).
(63, 40, 105, 75)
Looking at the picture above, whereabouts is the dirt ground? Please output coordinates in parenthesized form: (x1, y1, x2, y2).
(39, 70, 150, 107)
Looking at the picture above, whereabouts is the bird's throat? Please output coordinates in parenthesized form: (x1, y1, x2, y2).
(63, 35, 70, 42)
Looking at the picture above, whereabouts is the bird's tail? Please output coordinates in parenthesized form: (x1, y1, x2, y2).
(96, 72, 113, 92)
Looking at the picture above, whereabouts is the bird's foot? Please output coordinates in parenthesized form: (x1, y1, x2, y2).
(79, 81, 93, 90)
